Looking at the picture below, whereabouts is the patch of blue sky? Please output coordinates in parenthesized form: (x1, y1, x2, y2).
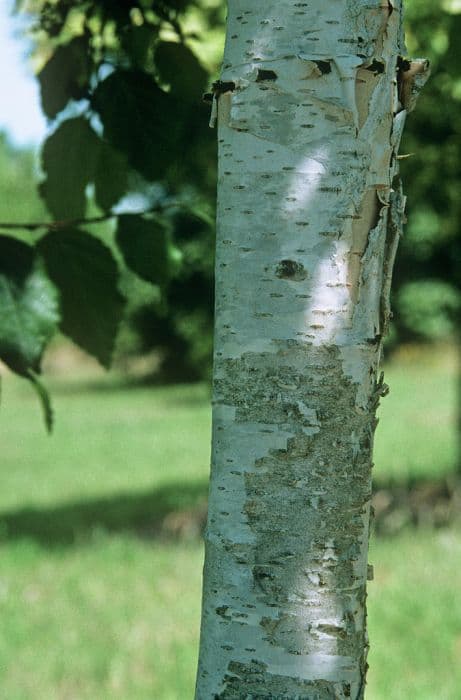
(0, 2, 46, 146)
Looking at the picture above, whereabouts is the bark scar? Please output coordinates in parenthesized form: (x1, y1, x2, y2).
(397, 58, 430, 113)
(205, 80, 237, 128)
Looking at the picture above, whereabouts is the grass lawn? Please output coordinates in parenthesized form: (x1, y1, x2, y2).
(0, 345, 459, 698)
(0, 537, 202, 700)
(374, 345, 458, 484)
(367, 529, 461, 700)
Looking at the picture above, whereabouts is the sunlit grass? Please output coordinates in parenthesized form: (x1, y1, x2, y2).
(374, 345, 458, 483)
(0, 536, 202, 700)
(1, 344, 457, 514)
(367, 529, 461, 700)
(1, 378, 211, 512)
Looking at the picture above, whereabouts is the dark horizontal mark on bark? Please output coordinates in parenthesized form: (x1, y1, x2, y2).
(313, 59, 332, 74)
(275, 259, 307, 281)
(366, 59, 385, 74)
(203, 80, 237, 103)
(256, 69, 278, 82)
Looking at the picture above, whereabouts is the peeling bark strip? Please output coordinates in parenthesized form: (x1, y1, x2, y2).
(196, 2, 428, 698)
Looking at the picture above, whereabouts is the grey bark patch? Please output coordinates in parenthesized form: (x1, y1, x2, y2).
(275, 259, 307, 281)
(212, 343, 377, 681)
(218, 659, 352, 698)
(216, 606, 232, 620)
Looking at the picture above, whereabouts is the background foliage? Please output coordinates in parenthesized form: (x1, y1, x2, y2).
(394, 0, 461, 346)
(1, 0, 223, 417)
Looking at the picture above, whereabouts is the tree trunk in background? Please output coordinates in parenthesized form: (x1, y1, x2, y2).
(196, 1, 428, 697)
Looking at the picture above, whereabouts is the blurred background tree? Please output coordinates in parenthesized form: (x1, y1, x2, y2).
(395, 0, 461, 473)
(393, 0, 461, 349)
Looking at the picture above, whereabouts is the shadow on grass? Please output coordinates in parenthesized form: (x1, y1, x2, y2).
(1, 476, 459, 548)
(372, 474, 461, 535)
(48, 376, 212, 403)
(0, 480, 209, 548)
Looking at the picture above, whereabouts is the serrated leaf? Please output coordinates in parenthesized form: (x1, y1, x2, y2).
(40, 117, 100, 220)
(155, 41, 208, 101)
(91, 69, 181, 181)
(115, 215, 171, 285)
(94, 141, 130, 212)
(38, 36, 91, 119)
(0, 235, 59, 376)
(37, 229, 125, 368)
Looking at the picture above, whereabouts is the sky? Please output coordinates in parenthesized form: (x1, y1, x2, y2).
(0, 3, 47, 146)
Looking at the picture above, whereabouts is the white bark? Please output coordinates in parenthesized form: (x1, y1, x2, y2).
(196, 1, 428, 698)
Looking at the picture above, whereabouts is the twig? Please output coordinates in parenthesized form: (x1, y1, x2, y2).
(0, 212, 117, 232)
(0, 204, 170, 233)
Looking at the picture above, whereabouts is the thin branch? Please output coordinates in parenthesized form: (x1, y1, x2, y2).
(0, 212, 117, 232)
(0, 205, 168, 233)
(0, 200, 211, 236)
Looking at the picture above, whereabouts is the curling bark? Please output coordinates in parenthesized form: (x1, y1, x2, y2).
(196, 1, 428, 697)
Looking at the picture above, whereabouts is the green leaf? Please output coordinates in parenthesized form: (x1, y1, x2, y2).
(155, 41, 208, 101)
(38, 36, 91, 119)
(94, 141, 130, 212)
(187, 202, 215, 228)
(115, 215, 172, 285)
(27, 370, 54, 433)
(38, 229, 125, 368)
(91, 69, 181, 181)
(40, 117, 100, 220)
(0, 235, 59, 376)
(120, 23, 158, 68)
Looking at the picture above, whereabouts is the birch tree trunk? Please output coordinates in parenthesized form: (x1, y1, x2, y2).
(196, 1, 428, 697)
